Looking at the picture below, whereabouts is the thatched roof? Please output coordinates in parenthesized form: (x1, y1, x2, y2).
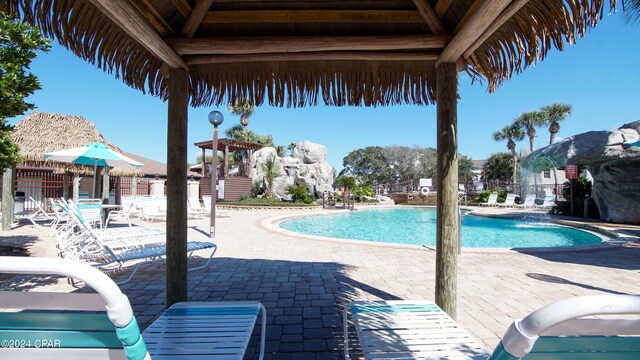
(1, 0, 618, 108)
(12, 112, 143, 176)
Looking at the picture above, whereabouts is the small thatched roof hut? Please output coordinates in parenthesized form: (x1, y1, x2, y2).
(11, 112, 143, 176)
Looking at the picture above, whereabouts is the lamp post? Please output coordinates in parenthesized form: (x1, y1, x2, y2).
(208, 110, 224, 238)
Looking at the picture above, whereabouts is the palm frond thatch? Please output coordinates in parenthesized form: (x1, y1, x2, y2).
(1, 0, 617, 107)
(11, 112, 143, 176)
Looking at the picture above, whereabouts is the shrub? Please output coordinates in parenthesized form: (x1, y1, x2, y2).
(473, 189, 507, 203)
(285, 184, 311, 203)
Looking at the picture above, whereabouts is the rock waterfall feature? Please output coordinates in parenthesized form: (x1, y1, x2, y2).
(252, 141, 335, 200)
(521, 121, 640, 224)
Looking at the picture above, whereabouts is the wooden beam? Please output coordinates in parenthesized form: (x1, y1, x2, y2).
(129, 0, 175, 36)
(464, 0, 530, 58)
(411, 0, 447, 34)
(202, 10, 423, 24)
(180, 0, 214, 38)
(454, 0, 484, 33)
(166, 67, 189, 306)
(435, 0, 454, 17)
(1, 166, 14, 231)
(89, 0, 187, 69)
(172, 0, 192, 18)
(168, 35, 452, 55)
(435, 62, 458, 320)
(436, 0, 512, 66)
(185, 51, 440, 65)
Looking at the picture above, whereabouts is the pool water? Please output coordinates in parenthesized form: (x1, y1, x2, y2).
(279, 208, 603, 248)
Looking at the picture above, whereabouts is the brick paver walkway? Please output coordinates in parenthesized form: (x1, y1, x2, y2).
(1, 207, 639, 359)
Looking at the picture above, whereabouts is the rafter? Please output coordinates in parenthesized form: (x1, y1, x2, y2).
(167, 35, 452, 55)
(437, 0, 512, 66)
(180, 0, 214, 38)
(202, 10, 423, 24)
(464, 0, 530, 58)
(185, 51, 440, 65)
(129, 0, 174, 36)
(89, 0, 187, 69)
(171, 0, 192, 18)
(435, 0, 454, 18)
(454, 0, 484, 33)
(411, 0, 447, 34)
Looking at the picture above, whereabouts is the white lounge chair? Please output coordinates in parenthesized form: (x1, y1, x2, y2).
(480, 192, 498, 207)
(344, 300, 489, 359)
(518, 194, 536, 208)
(535, 194, 556, 210)
(498, 193, 517, 207)
(0, 256, 266, 360)
(27, 196, 55, 227)
(345, 295, 640, 360)
(202, 195, 230, 218)
(105, 199, 137, 227)
(187, 195, 206, 219)
(138, 197, 167, 222)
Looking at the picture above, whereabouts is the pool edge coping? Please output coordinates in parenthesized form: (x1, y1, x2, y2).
(258, 205, 637, 254)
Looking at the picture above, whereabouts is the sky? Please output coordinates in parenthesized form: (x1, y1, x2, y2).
(8, 12, 640, 171)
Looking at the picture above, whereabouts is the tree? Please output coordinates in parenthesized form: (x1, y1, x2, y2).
(224, 124, 274, 175)
(482, 153, 514, 182)
(342, 146, 388, 184)
(515, 111, 546, 152)
(540, 103, 572, 144)
(0, 13, 51, 168)
(261, 155, 282, 198)
(227, 99, 255, 131)
(493, 123, 524, 185)
(457, 155, 475, 184)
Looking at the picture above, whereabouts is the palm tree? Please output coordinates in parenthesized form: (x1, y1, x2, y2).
(493, 124, 524, 185)
(261, 155, 282, 198)
(227, 99, 255, 131)
(515, 111, 546, 152)
(540, 103, 572, 144)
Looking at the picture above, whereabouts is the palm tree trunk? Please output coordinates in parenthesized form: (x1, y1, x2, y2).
(529, 137, 534, 152)
(549, 132, 555, 145)
(511, 150, 518, 186)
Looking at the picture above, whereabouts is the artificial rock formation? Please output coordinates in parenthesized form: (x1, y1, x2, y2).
(521, 121, 640, 224)
(252, 141, 334, 200)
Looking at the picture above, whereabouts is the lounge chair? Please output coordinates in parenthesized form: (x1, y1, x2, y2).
(27, 196, 55, 227)
(0, 256, 266, 360)
(138, 197, 167, 222)
(480, 192, 498, 207)
(187, 195, 207, 219)
(343, 300, 489, 359)
(535, 194, 556, 210)
(497, 193, 517, 207)
(203, 195, 230, 218)
(105, 199, 137, 227)
(517, 194, 536, 208)
(345, 295, 640, 360)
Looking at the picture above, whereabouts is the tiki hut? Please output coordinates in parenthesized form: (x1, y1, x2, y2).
(8, 112, 143, 206)
(12, 112, 143, 177)
(2, 0, 619, 309)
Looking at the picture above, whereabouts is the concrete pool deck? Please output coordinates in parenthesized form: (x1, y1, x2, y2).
(1, 205, 639, 359)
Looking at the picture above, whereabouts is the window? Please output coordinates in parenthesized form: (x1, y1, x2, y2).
(543, 170, 551, 179)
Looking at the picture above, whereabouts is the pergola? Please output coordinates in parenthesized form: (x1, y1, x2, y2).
(3, 0, 617, 317)
(194, 138, 264, 178)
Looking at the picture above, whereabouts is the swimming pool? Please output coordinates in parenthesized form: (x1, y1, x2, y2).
(279, 208, 603, 248)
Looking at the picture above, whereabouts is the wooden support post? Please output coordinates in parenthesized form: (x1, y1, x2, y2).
(166, 67, 189, 306)
(224, 144, 229, 177)
(63, 172, 70, 199)
(115, 177, 122, 205)
(102, 167, 110, 202)
(131, 176, 138, 196)
(435, 62, 458, 319)
(1, 167, 15, 231)
(201, 148, 206, 176)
